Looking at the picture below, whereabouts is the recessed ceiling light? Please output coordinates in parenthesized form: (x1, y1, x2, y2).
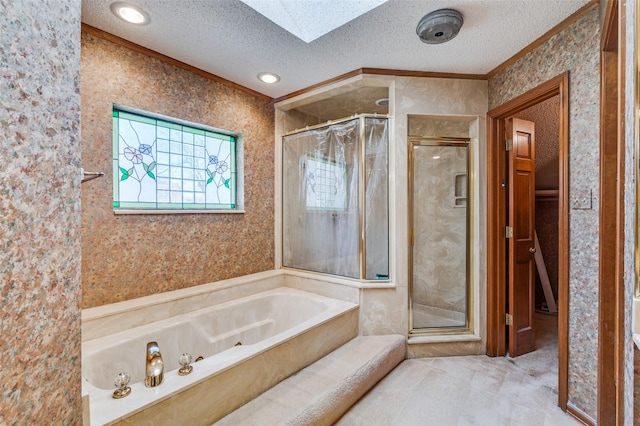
(110, 2, 150, 25)
(257, 72, 281, 84)
(375, 98, 389, 106)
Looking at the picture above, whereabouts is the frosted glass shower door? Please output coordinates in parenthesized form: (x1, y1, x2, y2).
(411, 141, 469, 330)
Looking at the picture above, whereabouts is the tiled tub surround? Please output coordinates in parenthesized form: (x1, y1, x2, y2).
(81, 30, 275, 308)
(488, 8, 601, 418)
(82, 271, 359, 425)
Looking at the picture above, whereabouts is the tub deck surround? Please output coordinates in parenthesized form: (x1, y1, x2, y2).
(81, 269, 372, 342)
(83, 288, 346, 389)
(282, 268, 390, 303)
(82, 285, 358, 425)
(82, 270, 284, 341)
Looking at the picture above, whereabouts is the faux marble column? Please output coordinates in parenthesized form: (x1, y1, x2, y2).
(0, 1, 82, 423)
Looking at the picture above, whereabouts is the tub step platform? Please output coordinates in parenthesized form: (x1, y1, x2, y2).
(215, 334, 406, 426)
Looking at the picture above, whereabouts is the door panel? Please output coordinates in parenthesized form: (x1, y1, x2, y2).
(410, 141, 469, 331)
(508, 118, 536, 357)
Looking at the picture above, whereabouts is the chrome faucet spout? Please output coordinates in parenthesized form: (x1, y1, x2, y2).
(145, 341, 164, 387)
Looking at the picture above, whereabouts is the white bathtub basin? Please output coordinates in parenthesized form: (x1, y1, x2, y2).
(82, 286, 358, 425)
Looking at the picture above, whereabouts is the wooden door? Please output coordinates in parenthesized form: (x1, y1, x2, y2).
(507, 118, 536, 357)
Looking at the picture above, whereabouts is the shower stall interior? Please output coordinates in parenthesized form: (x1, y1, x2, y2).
(282, 115, 389, 280)
(408, 115, 475, 334)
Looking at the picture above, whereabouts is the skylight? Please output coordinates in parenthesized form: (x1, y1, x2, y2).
(240, 0, 389, 43)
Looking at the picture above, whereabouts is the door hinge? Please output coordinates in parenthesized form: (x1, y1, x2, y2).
(506, 313, 513, 326)
(505, 226, 513, 238)
(505, 139, 513, 151)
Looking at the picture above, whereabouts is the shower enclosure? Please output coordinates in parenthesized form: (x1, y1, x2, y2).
(409, 136, 471, 332)
(282, 115, 389, 280)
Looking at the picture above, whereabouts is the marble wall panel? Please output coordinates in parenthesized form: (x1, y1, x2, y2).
(293, 86, 389, 123)
(408, 117, 472, 139)
(81, 32, 275, 308)
(281, 108, 321, 134)
(625, 1, 638, 423)
(359, 288, 408, 336)
(407, 339, 485, 358)
(488, 8, 600, 418)
(1, 1, 82, 423)
(394, 77, 487, 338)
(394, 77, 488, 296)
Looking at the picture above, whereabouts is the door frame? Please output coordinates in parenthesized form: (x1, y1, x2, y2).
(486, 72, 570, 410)
(598, 0, 625, 423)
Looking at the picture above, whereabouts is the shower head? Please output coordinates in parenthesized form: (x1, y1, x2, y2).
(416, 9, 464, 45)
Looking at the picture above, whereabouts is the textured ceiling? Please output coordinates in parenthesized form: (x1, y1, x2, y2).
(81, 0, 592, 99)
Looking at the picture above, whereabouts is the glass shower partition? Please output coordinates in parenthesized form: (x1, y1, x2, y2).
(282, 115, 389, 280)
(409, 137, 471, 332)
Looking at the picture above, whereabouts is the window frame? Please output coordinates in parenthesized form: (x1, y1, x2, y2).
(112, 105, 244, 214)
(303, 154, 349, 212)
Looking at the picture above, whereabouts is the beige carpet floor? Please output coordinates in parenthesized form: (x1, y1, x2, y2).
(336, 313, 579, 426)
(215, 335, 405, 426)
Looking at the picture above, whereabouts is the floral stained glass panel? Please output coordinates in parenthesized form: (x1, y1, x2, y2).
(113, 109, 236, 210)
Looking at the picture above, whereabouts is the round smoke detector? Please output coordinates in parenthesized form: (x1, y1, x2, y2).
(416, 9, 464, 45)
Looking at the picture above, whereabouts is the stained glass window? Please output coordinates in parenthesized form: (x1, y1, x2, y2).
(112, 107, 238, 212)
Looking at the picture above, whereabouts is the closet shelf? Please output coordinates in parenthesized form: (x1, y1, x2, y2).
(535, 189, 559, 201)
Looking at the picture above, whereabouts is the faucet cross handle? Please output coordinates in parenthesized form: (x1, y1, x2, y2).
(178, 352, 193, 376)
(113, 372, 131, 399)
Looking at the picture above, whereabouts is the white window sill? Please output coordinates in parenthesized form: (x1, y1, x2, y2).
(114, 209, 245, 215)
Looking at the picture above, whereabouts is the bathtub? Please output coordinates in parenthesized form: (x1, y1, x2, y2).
(82, 285, 358, 425)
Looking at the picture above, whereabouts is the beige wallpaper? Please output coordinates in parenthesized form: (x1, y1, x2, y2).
(1, 2, 82, 423)
(489, 8, 601, 418)
(81, 32, 275, 308)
